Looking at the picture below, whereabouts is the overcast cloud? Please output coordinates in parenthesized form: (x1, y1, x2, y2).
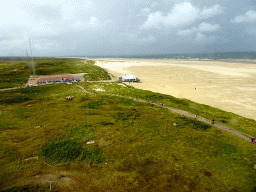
(0, 0, 256, 56)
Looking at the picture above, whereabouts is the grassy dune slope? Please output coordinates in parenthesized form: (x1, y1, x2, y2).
(35, 59, 111, 81)
(0, 83, 256, 191)
(0, 58, 30, 89)
(1, 58, 256, 191)
(0, 58, 110, 89)
(82, 82, 256, 137)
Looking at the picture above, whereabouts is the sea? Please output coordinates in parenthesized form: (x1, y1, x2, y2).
(75, 51, 256, 61)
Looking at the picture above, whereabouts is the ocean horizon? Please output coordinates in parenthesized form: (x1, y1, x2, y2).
(72, 51, 256, 61)
(1, 51, 256, 62)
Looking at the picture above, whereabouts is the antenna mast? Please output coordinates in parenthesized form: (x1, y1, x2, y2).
(29, 38, 36, 79)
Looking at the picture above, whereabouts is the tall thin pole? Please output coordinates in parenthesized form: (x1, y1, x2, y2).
(26, 48, 32, 79)
(26, 48, 29, 58)
(29, 38, 36, 79)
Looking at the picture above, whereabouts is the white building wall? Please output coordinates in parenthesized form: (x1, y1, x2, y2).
(121, 75, 137, 82)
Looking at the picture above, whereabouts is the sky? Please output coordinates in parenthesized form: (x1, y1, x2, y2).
(1, 0, 256, 56)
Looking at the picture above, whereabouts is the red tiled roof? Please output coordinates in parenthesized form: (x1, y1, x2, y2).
(37, 75, 81, 83)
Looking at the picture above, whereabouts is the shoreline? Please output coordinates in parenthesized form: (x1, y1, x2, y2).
(85, 57, 256, 64)
(94, 58, 256, 120)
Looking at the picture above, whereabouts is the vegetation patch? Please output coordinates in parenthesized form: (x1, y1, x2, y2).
(116, 97, 146, 106)
(0, 58, 112, 89)
(142, 122, 160, 135)
(216, 140, 239, 154)
(83, 82, 256, 136)
(0, 96, 32, 105)
(83, 60, 111, 81)
(0, 60, 30, 89)
(42, 139, 83, 163)
(0, 184, 48, 192)
(1, 58, 256, 191)
(0, 122, 16, 130)
(113, 108, 140, 121)
(81, 149, 104, 166)
(101, 122, 114, 126)
(171, 116, 211, 131)
(88, 101, 103, 109)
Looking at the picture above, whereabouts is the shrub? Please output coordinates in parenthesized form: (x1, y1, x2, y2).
(113, 108, 140, 121)
(221, 119, 228, 123)
(0, 96, 32, 105)
(81, 149, 103, 165)
(176, 116, 211, 131)
(81, 96, 90, 101)
(101, 122, 114, 125)
(42, 139, 83, 163)
(0, 184, 48, 192)
(0, 122, 15, 130)
(88, 101, 102, 109)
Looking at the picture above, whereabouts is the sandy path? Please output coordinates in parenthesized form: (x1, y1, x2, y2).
(95, 59, 256, 120)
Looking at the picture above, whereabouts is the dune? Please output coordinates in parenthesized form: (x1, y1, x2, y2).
(95, 59, 256, 120)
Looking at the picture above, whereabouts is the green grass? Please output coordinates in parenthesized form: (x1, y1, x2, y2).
(35, 58, 111, 80)
(1, 58, 256, 191)
(81, 149, 104, 166)
(82, 60, 111, 81)
(42, 139, 83, 163)
(0, 60, 30, 89)
(82, 82, 256, 137)
(0, 184, 49, 192)
(0, 58, 111, 89)
(0, 83, 256, 191)
(176, 116, 211, 130)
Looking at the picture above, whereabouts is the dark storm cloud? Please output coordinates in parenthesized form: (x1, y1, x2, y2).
(0, 0, 256, 56)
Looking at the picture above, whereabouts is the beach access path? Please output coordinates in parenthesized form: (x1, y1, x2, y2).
(75, 84, 254, 143)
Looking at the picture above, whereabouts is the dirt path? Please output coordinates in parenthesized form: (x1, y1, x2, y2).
(75, 84, 254, 143)
(0, 86, 25, 91)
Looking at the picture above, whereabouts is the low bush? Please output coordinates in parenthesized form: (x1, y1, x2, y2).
(101, 122, 114, 125)
(81, 149, 104, 166)
(42, 139, 83, 163)
(88, 101, 103, 109)
(0, 96, 32, 105)
(176, 116, 211, 131)
(0, 184, 48, 192)
(0, 122, 16, 130)
(114, 108, 140, 121)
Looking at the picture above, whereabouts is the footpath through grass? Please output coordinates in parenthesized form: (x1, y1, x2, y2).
(81, 82, 256, 137)
(0, 83, 256, 191)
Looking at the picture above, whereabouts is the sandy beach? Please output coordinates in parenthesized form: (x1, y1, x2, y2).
(94, 59, 256, 120)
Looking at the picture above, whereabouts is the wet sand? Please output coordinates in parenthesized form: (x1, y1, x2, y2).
(94, 59, 256, 120)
